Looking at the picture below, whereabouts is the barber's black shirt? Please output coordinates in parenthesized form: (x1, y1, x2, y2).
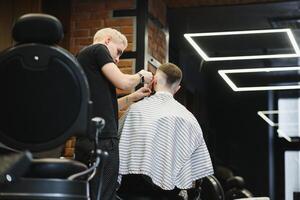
(77, 44, 118, 136)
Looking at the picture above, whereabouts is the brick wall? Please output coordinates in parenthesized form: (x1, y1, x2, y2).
(70, 0, 135, 96)
(68, 0, 168, 117)
(70, 0, 135, 54)
(69, 0, 168, 80)
(0, 0, 42, 51)
(65, 0, 169, 158)
(148, 0, 168, 64)
(148, 20, 167, 64)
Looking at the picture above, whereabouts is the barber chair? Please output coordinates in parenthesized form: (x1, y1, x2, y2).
(214, 166, 253, 200)
(224, 176, 253, 200)
(189, 175, 225, 200)
(117, 174, 183, 200)
(118, 175, 225, 200)
(0, 13, 106, 199)
(214, 165, 234, 192)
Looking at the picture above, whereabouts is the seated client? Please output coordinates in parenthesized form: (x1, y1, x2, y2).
(118, 63, 214, 199)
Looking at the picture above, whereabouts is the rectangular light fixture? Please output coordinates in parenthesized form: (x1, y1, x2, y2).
(277, 129, 293, 142)
(258, 110, 296, 142)
(257, 110, 298, 126)
(218, 66, 300, 91)
(257, 110, 279, 126)
(184, 29, 300, 61)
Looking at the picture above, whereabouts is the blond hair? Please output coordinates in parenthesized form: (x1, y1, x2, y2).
(158, 63, 182, 85)
(93, 28, 128, 47)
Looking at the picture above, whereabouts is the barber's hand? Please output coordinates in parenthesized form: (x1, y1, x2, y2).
(138, 70, 153, 84)
(130, 86, 151, 102)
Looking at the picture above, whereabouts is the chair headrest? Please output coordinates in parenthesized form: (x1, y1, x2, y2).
(12, 13, 63, 45)
(0, 13, 90, 152)
(226, 176, 245, 189)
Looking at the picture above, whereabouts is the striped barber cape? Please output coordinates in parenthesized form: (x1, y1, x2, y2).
(119, 91, 214, 190)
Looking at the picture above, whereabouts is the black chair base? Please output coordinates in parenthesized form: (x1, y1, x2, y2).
(0, 178, 88, 200)
(25, 158, 87, 179)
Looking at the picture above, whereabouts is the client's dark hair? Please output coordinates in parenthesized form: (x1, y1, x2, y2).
(158, 63, 182, 85)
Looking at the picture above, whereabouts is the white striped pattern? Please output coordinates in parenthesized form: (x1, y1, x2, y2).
(119, 91, 214, 190)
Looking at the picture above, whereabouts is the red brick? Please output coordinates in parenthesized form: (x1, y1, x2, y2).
(90, 11, 110, 20)
(118, 59, 133, 67)
(90, 25, 110, 36)
(114, 27, 122, 32)
(74, 2, 105, 12)
(75, 21, 90, 29)
(121, 26, 133, 34)
(72, 13, 91, 20)
(125, 34, 133, 43)
(70, 38, 75, 46)
(148, 0, 166, 27)
(76, 20, 103, 29)
(104, 18, 133, 27)
(68, 0, 170, 107)
(70, 46, 81, 54)
(125, 43, 133, 51)
(73, 4, 91, 12)
(75, 38, 92, 45)
(70, 21, 76, 30)
(106, 0, 135, 10)
(120, 67, 133, 74)
(72, 29, 90, 37)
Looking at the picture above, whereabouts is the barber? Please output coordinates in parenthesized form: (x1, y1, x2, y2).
(75, 27, 153, 200)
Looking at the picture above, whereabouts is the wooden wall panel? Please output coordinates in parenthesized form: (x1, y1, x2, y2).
(0, 0, 41, 51)
(0, 0, 13, 51)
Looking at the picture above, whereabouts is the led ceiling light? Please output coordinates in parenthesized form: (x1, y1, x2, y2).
(277, 129, 293, 142)
(218, 66, 300, 91)
(184, 29, 300, 61)
(257, 110, 298, 126)
(258, 110, 297, 142)
(257, 110, 279, 126)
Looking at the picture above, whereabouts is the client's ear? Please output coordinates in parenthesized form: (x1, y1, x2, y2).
(174, 85, 181, 94)
(151, 77, 157, 88)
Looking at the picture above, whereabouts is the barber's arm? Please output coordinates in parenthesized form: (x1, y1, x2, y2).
(118, 87, 151, 110)
(102, 63, 153, 90)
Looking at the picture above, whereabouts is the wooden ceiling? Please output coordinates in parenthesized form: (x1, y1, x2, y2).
(163, 0, 282, 7)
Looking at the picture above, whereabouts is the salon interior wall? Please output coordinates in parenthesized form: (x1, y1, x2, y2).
(0, 0, 41, 51)
(68, 0, 169, 96)
(278, 98, 299, 139)
(168, 1, 300, 199)
(278, 96, 300, 200)
(277, 59, 300, 139)
(0, 0, 169, 154)
(69, 0, 136, 100)
(0, 0, 169, 92)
